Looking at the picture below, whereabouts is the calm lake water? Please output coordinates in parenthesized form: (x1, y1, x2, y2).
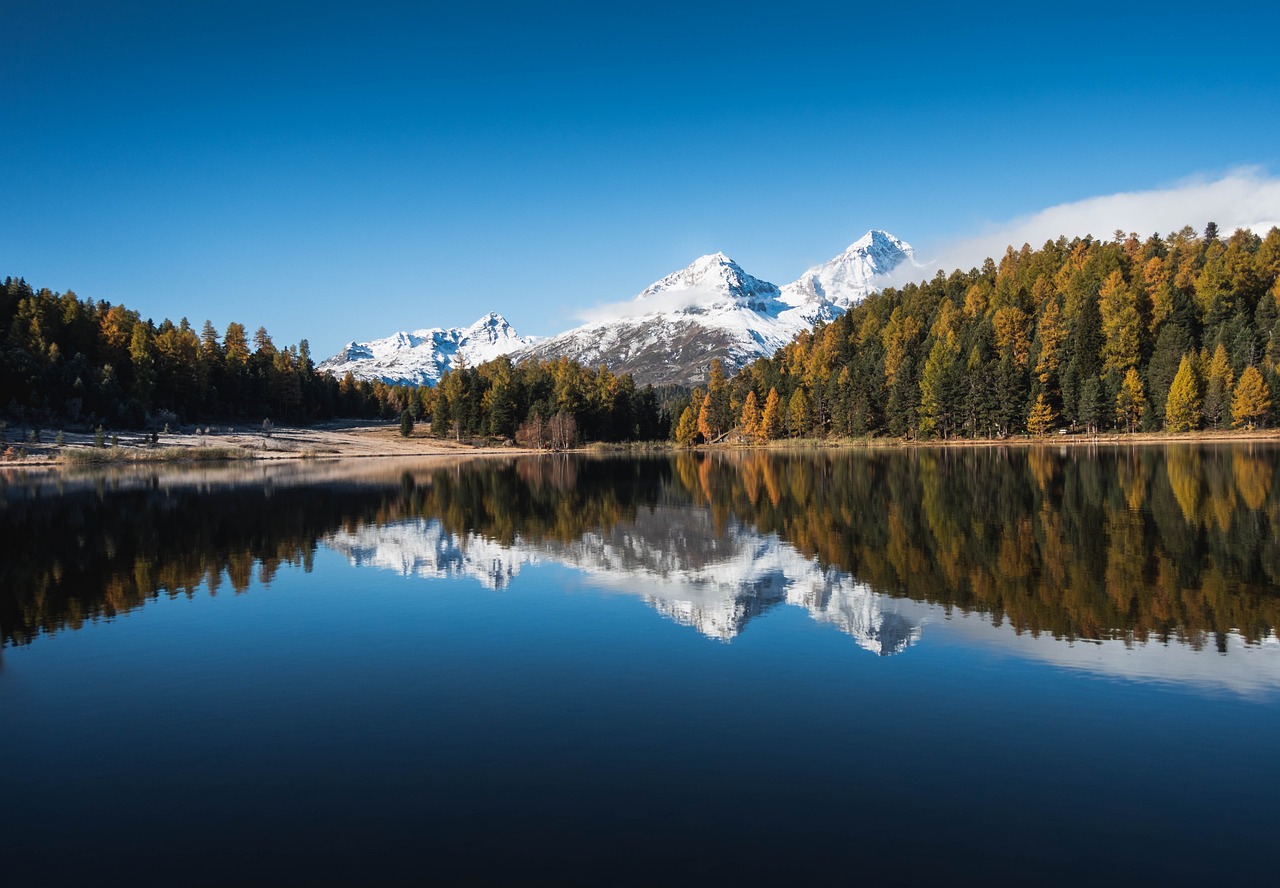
(3, 446, 1279, 884)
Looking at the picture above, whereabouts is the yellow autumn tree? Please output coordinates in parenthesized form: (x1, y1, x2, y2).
(1099, 270, 1141, 375)
(761, 387, 784, 440)
(739, 390, 763, 443)
(1201, 343, 1234, 428)
(1231, 365, 1271, 429)
(674, 405, 699, 446)
(1115, 367, 1147, 433)
(1164, 355, 1202, 432)
(1034, 297, 1067, 387)
(1026, 393, 1057, 436)
(696, 392, 717, 443)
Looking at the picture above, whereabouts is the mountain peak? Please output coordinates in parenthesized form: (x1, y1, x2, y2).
(635, 251, 777, 305)
(782, 229, 915, 311)
(318, 312, 537, 386)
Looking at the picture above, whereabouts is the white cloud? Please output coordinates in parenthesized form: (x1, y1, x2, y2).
(924, 167, 1280, 275)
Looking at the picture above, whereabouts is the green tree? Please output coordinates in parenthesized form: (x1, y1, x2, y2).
(399, 408, 415, 438)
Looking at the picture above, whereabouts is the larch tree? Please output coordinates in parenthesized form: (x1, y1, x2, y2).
(1116, 367, 1147, 433)
(1099, 270, 1142, 375)
(1026, 392, 1057, 437)
(1231, 365, 1271, 428)
(674, 404, 700, 446)
(761, 387, 783, 440)
(1164, 355, 1202, 432)
(739, 390, 762, 443)
(1201, 343, 1234, 429)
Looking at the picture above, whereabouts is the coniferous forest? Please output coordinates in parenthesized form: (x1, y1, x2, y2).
(4, 223, 1280, 444)
(710, 224, 1280, 442)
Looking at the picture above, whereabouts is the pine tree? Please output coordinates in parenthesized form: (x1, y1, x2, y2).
(918, 331, 960, 438)
(1231, 365, 1271, 428)
(1164, 355, 1201, 432)
(399, 408, 415, 438)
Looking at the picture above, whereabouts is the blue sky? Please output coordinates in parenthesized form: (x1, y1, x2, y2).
(4, 0, 1279, 357)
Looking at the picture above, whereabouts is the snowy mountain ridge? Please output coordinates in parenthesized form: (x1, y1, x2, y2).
(317, 312, 539, 387)
(319, 230, 916, 387)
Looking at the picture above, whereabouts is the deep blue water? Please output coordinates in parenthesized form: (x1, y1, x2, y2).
(3, 449, 1278, 884)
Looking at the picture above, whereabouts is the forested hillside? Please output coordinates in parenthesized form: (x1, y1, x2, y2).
(689, 224, 1280, 441)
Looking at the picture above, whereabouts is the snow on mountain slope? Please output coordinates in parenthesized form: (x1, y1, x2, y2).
(780, 229, 916, 311)
(522, 231, 915, 385)
(317, 312, 538, 386)
(317, 230, 915, 387)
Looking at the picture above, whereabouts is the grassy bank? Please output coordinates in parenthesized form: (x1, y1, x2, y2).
(63, 446, 252, 465)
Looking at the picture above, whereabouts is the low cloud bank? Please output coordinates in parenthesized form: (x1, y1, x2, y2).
(575, 168, 1280, 323)
(923, 167, 1280, 276)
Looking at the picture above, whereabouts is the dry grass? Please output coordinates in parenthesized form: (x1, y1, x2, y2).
(64, 446, 250, 465)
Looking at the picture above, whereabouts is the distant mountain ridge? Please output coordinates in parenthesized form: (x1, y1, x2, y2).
(319, 230, 916, 387)
(318, 311, 539, 386)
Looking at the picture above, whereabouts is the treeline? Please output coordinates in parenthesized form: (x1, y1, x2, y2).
(689, 224, 1280, 441)
(0, 277, 403, 427)
(400, 356, 669, 445)
(0, 278, 670, 441)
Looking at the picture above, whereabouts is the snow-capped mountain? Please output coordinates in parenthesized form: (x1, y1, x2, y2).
(521, 230, 915, 385)
(780, 229, 915, 311)
(318, 230, 914, 387)
(324, 506, 925, 656)
(317, 312, 538, 386)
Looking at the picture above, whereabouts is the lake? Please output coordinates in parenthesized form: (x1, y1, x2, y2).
(3, 446, 1278, 885)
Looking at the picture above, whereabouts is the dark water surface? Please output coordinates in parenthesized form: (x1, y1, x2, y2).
(3, 446, 1278, 884)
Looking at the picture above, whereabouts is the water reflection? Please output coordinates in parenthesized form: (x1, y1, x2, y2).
(4, 446, 1279, 670)
(327, 510, 923, 654)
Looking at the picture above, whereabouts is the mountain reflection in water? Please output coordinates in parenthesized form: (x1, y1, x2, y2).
(4, 446, 1279, 673)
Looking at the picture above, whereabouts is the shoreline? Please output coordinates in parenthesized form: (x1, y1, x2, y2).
(4, 421, 1280, 471)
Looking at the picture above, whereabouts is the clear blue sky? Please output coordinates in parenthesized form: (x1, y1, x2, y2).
(4, 0, 1278, 357)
